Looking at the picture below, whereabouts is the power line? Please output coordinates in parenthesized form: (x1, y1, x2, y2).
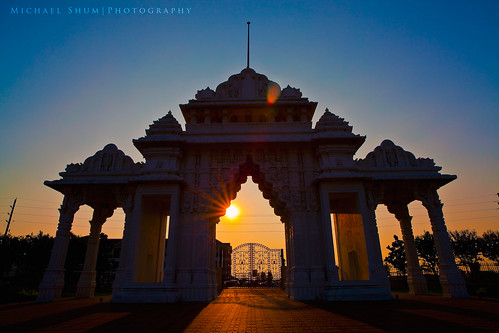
(378, 215, 499, 228)
(12, 220, 125, 230)
(217, 230, 284, 234)
(444, 194, 498, 202)
(12, 212, 125, 221)
(13, 205, 125, 214)
(14, 197, 61, 204)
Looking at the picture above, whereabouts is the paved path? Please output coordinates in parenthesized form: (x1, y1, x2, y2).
(1, 288, 498, 332)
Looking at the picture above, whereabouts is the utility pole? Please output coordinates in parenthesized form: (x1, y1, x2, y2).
(4, 198, 17, 236)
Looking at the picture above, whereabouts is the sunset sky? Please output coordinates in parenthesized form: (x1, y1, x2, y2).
(1, 1, 498, 259)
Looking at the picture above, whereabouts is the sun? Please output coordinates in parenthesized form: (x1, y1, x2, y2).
(225, 204, 240, 219)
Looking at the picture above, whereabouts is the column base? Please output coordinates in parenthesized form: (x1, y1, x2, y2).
(36, 269, 65, 303)
(111, 283, 179, 303)
(321, 281, 392, 301)
(407, 274, 429, 295)
(76, 271, 96, 298)
(177, 283, 217, 301)
(287, 282, 325, 300)
(440, 267, 469, 298)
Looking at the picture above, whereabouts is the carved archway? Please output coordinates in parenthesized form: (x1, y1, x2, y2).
(38, 67, 466, 303)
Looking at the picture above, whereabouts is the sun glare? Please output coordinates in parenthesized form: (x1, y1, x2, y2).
(266, 82, 280, 104)
(225, 204, 240, 219)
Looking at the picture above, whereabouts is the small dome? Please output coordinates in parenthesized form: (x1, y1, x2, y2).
(280, 85, 302, 99)
(214, 67, 281, 100)
(146, 111, 182, 136)
(195, 87, 216, 100)
(315, 108, 353, 132)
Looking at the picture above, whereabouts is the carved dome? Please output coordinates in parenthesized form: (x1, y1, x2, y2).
(145, 111, 182, 136)
(315, 108, 353, 132)
(194, 68, 282, 101)
(195, 87, 216, 100)
(280, 85, 302, 99)
(63, 143, 140, 175)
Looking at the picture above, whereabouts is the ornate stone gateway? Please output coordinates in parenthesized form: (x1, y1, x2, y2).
(37, 67, 468, 302)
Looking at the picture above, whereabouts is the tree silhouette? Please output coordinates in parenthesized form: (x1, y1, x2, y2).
(481, 230, 499, 264)
(415, 231, 438, 276)
(449, 230, 481, 274)
(384, 235, 406, 275)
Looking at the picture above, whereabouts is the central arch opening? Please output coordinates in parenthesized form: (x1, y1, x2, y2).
(216, 179, 286, 290)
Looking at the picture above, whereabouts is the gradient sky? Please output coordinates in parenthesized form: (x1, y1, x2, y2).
(1, 1, 498, 258)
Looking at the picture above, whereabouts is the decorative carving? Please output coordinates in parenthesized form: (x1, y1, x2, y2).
(364, 183, 383, 211)
(42, 65, 461, 303)
(116, 191, 135, 214)
(280, 85, 302, 99)
(144, 111, 182, 136)
(315, 108, 353, 133)
(195, 87, 216, 100)
(415, 187, 445, 221)
(215, 68, 281, 100)
(65, 144, 140, 175)
(90, 205, 116, 225)
(386, 202, 412, 222)
(57, 193, 85, 231)
(59, 194, 85, 215)
(357, 140, 439, 170)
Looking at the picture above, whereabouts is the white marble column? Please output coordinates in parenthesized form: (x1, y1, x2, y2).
(76, 206, 114, 298)
(319, 185, 339, 283)
(190, 213, 216, 301)
(387, 203, 428, 295)
(37, 194, 83, 302)
(419, 189, 468, 297)
(112, 192, 136, 293)
(163, 188, 180, 285)
(363, 196, 391, 290)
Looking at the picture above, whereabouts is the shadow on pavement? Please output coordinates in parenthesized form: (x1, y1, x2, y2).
(2, 300, 209, 333)
(302, 296, 499, 333)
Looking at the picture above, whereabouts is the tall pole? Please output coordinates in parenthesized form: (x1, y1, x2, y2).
(4, 198, 17, 236)
(247, 21, 250, 68)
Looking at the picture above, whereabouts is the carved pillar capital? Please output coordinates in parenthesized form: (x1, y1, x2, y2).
(116, 191, 135, 215)
(386, 201, 411, 222)
(416, 188, 444, 218)
(363, 183, 383, 211)
(89, 205, 115, 226)
(58, 193, 85, 228)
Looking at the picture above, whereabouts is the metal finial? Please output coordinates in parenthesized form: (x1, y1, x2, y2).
(247, 22, 250, 68)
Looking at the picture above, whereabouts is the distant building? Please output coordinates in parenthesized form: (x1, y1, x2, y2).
(216, 240, 232, 292)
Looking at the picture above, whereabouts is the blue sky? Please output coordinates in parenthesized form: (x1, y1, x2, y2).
(0, 1, 497, 248)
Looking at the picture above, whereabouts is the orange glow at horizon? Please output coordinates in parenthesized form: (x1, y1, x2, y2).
(267, 82, 280, 104)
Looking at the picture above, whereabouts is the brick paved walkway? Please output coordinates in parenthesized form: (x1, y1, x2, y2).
(1, 288, 498, 332)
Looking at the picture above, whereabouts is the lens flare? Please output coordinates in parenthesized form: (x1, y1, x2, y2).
(225, 204, 240, 219)
(267, 82, 280, 104)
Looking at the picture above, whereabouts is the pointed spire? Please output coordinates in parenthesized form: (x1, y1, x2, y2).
(247, 21, 250, 68)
